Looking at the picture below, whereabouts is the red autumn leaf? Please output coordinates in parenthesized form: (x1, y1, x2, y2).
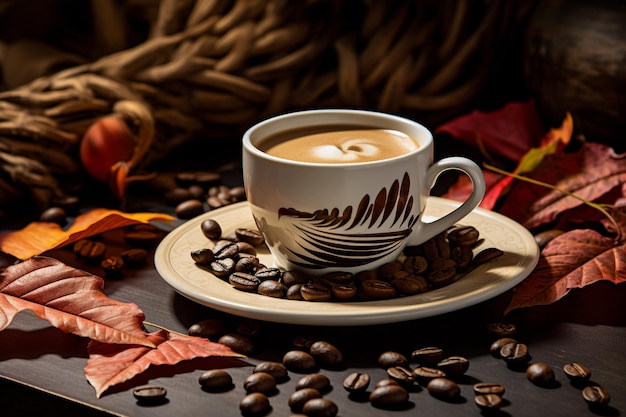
(0, 256, 153, 347)
(0, 208, 174, 260)
(499, 142, 626, 230)
(435, 100, 545, 161)
(85, 329, 246, 397)
(505, 218, 626, 314)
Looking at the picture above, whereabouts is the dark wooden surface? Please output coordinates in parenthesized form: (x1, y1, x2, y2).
(1, 236, 625, 417)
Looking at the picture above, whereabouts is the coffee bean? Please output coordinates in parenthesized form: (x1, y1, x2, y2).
(473, 247, 504, 266)
(376, 261, 403, 281)
(378, 351, 410, 369)
(235, 241, 257, 255)
(475, 393, 503, 411)
(253, 362, 288, 383)
(229, 185, 246, 201)
(447, 225, 480, 246)
(258, 280, 286, 298)
(302, 398, 338, 417)
(165, 187, 193, 205)
(188, 319, 227, 338)
(563, 362, 591, 383)
(427, 266, 457, 287)
(237, 319, 263, 338)
(320, 271, 354, 286)
(392, 276, 428, 295)
(423, 234, 450, 261)
(500, 342, 528, 364)
(330, 283, 358, 300)
(121, 248, 148, 266)
(100, 256, 124, 278)
(413, 366, 446, 382)
(487, 322, 517, 338)
(124, 230, 161, 248)
(281, 269, 308, 287)
(534, 229, 564, 249)
(300, 282, 332, 301)
(369, 384, 409, 408)
(254, 267, 282, 281)
(213, 240, 239, 259)
(200, 219, 222, 239)
(473, 382, 505, 396)
(239, 392, 270, 416)
(427, 377, 460, 400)
(582, 385, 611, 407)
(310, 341, 344, 369)
(191, 248, 215, 265)
(132, 385, 167, 404)
(210, 258, 236, 277)
(288, 388, 322, 412)
(229, 272, 261, 292)
(360, 280, 396, 299)
(74, 240, 106, 263)
(526, 362, 556, 386)
(490, 338, 518, 358)
(343, 372, 370, 393)
(295, 373, 331, 392)
(293, 335, 318, 350)
(235, 256, 259, 273)
(403, 255, 428, 274)
(375, 378, 401, 388)
(411, 347, 444, 365)
(175, 199, 204, 219)
(39, 207, 66, 224)
(198, 369, 233, 391)
(387, 366, 416, 385)
(235, 228, 265, 246)
(244, 371, 276, 394)
(283, 350, 317, 373)
(287, 284, 304, 300)
(437, 356, 470, 376)
(218, 333, 254, 355)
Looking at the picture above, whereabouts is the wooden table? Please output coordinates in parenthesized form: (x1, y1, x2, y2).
(1, 236, 625, 417)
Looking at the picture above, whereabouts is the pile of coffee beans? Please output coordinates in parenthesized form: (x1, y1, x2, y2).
(190, 220, 504, 303)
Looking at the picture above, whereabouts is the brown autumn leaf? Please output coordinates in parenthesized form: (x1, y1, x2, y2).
(505, 219, 626, 314)
(498, 141, 626, 230)
(85, 329, 246, 397)
(0, 256, 153, 347)
(0, 208, 174, 260)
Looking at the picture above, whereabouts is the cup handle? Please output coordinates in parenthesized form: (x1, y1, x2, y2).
(407, 157, 486, 246)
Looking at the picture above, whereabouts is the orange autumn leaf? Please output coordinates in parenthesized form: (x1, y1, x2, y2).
(0, 256, 154, 347)
(85, 329, 246, 397)
(0, 208, 174, 260)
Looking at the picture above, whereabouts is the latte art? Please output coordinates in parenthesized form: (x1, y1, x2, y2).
(259, 128, 419, 164)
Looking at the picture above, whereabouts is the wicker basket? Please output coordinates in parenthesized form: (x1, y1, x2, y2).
(0, 0, 536, 209)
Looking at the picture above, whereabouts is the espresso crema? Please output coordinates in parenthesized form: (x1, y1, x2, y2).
(258, 127, 419, 164)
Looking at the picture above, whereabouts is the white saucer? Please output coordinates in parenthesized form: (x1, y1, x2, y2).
(154, 198, 539, 326)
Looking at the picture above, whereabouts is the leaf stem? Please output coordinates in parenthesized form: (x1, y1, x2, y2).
(143, 320, 186, 336)
(484, 163, 621, 239)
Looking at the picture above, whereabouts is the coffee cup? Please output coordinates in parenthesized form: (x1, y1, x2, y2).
(242, 109, 485, 274)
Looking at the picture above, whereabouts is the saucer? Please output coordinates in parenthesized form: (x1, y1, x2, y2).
(154, 198, 539, 326)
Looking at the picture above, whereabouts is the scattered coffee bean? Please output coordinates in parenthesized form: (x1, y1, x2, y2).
(369, 384, 409, 408)
(288, 388, 322, 412)
(499, 342, 528, 364)
(258, 280, 286, 298)
(437, 356, 469, 376)
(295, 373, 331, 392)
(166, 187, 193, 205)
(300, 282, 332, 301)
(563, 362, 592, 383)
(343, 372, 370, 393)
(239, 392, 270, 416)
(360, 280, 396, 299)
(229, 272, 261, 292)
(198, 369, 233, 391)
(235, 228, 265, 246)
(39, 206, 66, 224)
(375, 378, 401, 388)
(427, 377, 460, 400)
(473, 247, 504, 266)
(100, 256, 124, 278)
(283, 350, 317, 373)
(201, 219, 222, 239)
(473, 382, 506, 396)
(74, 240, 106, 263)
(526, 362, 556, 386)
(411, 347, 444, 365)
(582, 385, 611, 407)
(191, 248, 215, 265)
(188, 319, 227, 338)
(132, 385, 167, 405)
(218, 333, 254, 355)
(244, 371, 276, 394)
(487, 322, 517, 338)
(447, 225, 480, 246)
(281, 269, 308, 287)
(175, 199, 204, 219)
(534, 229, 564, 249)
(121, 248, 148, 266)
(310, 341, 344, 369)
(302, 398, 338, 417)
(210, 258, 236, 277)
(413, 366, 446, 383)
(253, 361, 288, 383)
(387, 366, 416, 385)
(475, 393, 503, 411)
(490, 338, 518, 358)
(378, 351, 410, 369)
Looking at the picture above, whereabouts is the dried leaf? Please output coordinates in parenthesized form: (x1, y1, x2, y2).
(85, 329, 246, 397)
(505, 225, 626, 314)
(0, 256, 153, 347)
(499, 142, 626, 229)
(435, 100, 545, 161)
(0, 208, 174, 260)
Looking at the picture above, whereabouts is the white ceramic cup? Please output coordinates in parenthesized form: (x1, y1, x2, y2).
(242, 109, 485, 274)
